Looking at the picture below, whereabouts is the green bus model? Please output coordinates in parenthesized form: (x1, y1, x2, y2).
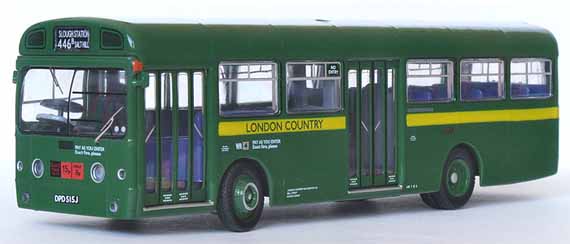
(14, 18, 558, 232)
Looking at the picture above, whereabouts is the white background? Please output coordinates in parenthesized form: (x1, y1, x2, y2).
(0, 0, 569, 243)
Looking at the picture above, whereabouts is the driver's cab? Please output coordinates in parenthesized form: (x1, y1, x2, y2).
(15, 55, 141, 218)
(14, 18, 145, 219)
(15, 17, 210, 220)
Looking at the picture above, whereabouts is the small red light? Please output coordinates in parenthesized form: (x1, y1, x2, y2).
(132, 60, 144, 73)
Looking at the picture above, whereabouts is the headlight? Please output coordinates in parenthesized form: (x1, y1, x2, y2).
(31, 159, 44, 178)
(16, 160, 23, 172)
(90, 162, 105, 183)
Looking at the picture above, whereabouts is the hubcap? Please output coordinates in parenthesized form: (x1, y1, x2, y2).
(450, 172, 459, 184)
(233, 175, 260, 218)
(242, 182, 259, 211)
(446, 159, 471, 197)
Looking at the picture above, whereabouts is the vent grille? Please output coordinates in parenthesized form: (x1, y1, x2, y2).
(101, 29, 123, 49)
(26, 29, 45, 48)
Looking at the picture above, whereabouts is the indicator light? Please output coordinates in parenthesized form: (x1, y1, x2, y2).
(117, 168, 126, 181)
(132, 59, 144, 73)
(16, 160, 23, 172)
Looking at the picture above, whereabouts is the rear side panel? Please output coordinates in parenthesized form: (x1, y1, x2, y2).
(403, 56, 558, 193)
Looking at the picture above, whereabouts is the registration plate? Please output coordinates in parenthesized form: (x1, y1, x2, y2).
(54, 27, 90, 51)
(54, 194, 80, 204)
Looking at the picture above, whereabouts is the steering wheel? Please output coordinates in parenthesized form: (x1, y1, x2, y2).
(40, 98, 83, 113)
(36, 113, 69, 128)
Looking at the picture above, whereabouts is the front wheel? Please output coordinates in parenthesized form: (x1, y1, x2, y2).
(420, 148, 475, 210)
(217, 163, 264, 232)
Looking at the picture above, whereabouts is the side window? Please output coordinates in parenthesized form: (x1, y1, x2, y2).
(460, 59, 505, 101)
(219, 62, 278, 117)
(407, 60, 453, 103)
(510, 58, 552, 99)
(286, 62, 341, 113)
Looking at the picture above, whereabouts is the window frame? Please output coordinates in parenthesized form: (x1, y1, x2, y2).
(285, 61, 343, 114)
(406, 59, 454, 104)
(19, 67, 128, 139)
(459, 58, 505, 102)
(218, 61, 279, 118)
(510, 58, 553, 100)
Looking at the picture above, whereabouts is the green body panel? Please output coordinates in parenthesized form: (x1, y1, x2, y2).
(216, 120, 348, 205)
(405, 120, 558, 192)
(16, 135, 138, 218)
(14, 18, 558, 219)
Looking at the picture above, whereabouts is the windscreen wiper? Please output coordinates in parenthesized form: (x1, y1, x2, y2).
(95, 106, 125, 143)
(49, 68, 64, 95)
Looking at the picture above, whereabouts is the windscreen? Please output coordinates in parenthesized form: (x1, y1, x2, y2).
(20, 68, 127, 138)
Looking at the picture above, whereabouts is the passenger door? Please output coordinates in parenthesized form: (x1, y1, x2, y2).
(347, 61, 398, 189)
(143, 70, 207, 206)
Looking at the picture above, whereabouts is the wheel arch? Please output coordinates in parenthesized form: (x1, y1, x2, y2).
(220, 157, 273, 199)
(450, 142, 484, 184)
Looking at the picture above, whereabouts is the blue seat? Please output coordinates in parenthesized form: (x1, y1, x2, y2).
(415, 90, 432, 101)
(469, 89, 483, 100)
(408, 86, 432, 102)
(430, 84, 447, 101)
(528, 84, 548, 96)
(512, 85, 530, 98)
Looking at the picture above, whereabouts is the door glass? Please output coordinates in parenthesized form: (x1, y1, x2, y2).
(360, 69, 371, 177)
(193, 71, 205, 188)
(160, 72, 173, 192)
(144, 74, 157, 193)
(387, 68, 396, 180)
(373, 69, 385, 177)
(177, 72, 189, 192)
(348, 69, 358, 186)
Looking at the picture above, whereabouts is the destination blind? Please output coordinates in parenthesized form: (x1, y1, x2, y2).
(54, 27, 90, 51)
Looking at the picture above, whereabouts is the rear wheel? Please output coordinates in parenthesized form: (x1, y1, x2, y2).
(420, 148, 475, 210)
(217, 163, 264, 232)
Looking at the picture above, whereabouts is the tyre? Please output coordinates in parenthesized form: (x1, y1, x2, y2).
(420, 147, 475, 210)
(217, 163, 264, 232)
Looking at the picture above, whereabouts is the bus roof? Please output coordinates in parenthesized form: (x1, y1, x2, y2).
(20, 17, 558, 67)
(118, 17, 541, 29)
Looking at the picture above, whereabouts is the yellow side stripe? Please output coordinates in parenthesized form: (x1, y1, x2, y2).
(219, 116, 346, 136)
(407, 107, 559, 127)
